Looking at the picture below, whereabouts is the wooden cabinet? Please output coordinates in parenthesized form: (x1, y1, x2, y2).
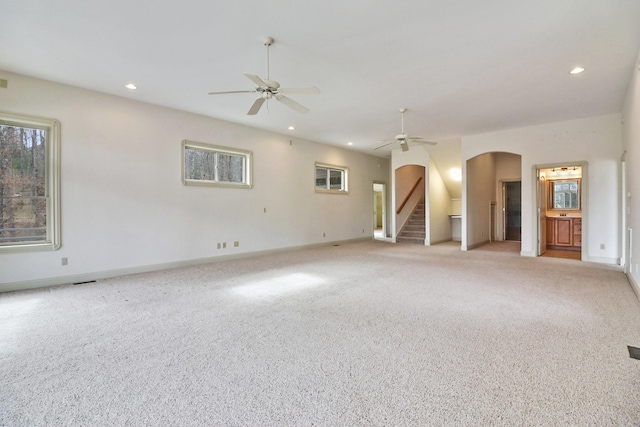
(546, 218, 555, 245)
(546, 217, 581, 251)
(573, 219, 582, 247)
(555, 218, 572, 246)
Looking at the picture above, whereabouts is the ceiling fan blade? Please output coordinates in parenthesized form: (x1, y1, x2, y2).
(400, 141, 409, 152)
(278, 86, 320, 94)
(244, 73, 268, 88)
(374, 141, 396, 150)
(247, 97, 266, 115)
(208, 90, 255, 95)
(405, 136, 437, 145)
(275, 95, 309, 114)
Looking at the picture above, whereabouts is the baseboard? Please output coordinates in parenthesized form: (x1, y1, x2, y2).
(429, 238, 451, 246)
(626, 272, 640, 301)
(0, 237, 371, 294)
(585, 256, 619, 265)
(466, 239, 490, 250)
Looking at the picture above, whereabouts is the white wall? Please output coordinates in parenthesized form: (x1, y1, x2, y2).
(623, 49, 640, 293)
(0, 71, 390, 291)
(428, 159, 452, 244)
(462, 114, 622, 262)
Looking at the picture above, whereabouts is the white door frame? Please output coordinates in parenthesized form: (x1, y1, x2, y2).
(534, 161, 588, 260)
(622, 152, 628, 270)
(373, 181, 387, 239)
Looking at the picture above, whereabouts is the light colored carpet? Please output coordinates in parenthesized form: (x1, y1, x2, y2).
(2, 240, 640, 426)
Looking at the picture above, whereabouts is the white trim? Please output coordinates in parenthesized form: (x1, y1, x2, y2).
(373, 180, 387, 239)
(627, 271, 640, 301)
(0, 111, 61, 253)
(181, 139, 253, 189)
(585, 256, 619, 265)
(314, 162, 349, 194)
(466, 239, 490, 250)
(0, 237, 371, 293)
(533, 161, 588, 261)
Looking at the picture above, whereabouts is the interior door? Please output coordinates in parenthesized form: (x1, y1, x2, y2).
(504, 181, 522, 241)
(538, 173, 547, 255)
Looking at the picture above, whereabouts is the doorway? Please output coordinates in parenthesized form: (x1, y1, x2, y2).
(536, 164, 585, 261)
(373, 182, 387, 240)
(503, 181, 521, 241)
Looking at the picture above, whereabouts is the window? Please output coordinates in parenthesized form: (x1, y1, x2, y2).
(549, 179, 580, 210)
(315, 162, 348, 194)
(0, 111, 61, 252)
(182, 140, 252, 189)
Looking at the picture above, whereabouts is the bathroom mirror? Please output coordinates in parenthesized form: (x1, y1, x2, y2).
(549, 179, 580, 210)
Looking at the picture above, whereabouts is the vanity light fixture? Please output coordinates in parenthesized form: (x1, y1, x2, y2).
(125, 83, 137, 90)
(570, 67, 585, 74)
(560, 167, 569, 176)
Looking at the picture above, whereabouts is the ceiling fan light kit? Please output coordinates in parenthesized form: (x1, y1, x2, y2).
(208, 36, 320, 115)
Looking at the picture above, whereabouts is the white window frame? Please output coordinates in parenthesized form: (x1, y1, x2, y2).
(314, 162, 349, 194)
(182, 140, 253, 189)
(0, 111, 61, 253)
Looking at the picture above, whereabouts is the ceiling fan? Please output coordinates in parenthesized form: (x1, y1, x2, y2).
(208, 36, 320, 115)
(375, 108, 437, 152)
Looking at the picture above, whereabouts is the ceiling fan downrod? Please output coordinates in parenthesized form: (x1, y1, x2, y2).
(264, 36, 274, 80)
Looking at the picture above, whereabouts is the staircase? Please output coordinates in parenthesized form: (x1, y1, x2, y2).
(397, 198, 425, 244)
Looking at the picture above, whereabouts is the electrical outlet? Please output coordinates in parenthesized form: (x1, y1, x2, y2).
(61, 257, 68, 266)
(223, 242, 227, 249)
(234, 241, 239, 247)
(217, 243, 221, 249)
(264, 207, 267, 213)
(323, 232, 326, 238)
(600, 243, 605, 250)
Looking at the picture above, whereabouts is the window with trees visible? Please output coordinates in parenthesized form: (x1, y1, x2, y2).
(315, 163, 348, 194)
(182, 140, 252, 188)
(0, 112, 61, 252)
(550, 179, 580, 210)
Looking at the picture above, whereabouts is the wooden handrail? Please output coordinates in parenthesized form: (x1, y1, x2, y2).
(396, 176, 423, 214)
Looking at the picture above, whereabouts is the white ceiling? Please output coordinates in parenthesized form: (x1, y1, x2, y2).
(2, 0, 640, 196)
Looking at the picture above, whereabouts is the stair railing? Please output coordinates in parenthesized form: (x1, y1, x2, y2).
(396, 177, 423, 214)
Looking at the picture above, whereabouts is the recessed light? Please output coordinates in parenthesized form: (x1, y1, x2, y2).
(288, 126, 295, 130)
(570, 67, 585, 75)
(125, 83, 137, 90)
(347, 142, 353, 146)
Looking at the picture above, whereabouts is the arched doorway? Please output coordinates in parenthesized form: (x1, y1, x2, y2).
(464, 152, 522, 250)
(395, 165, 426, 244)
